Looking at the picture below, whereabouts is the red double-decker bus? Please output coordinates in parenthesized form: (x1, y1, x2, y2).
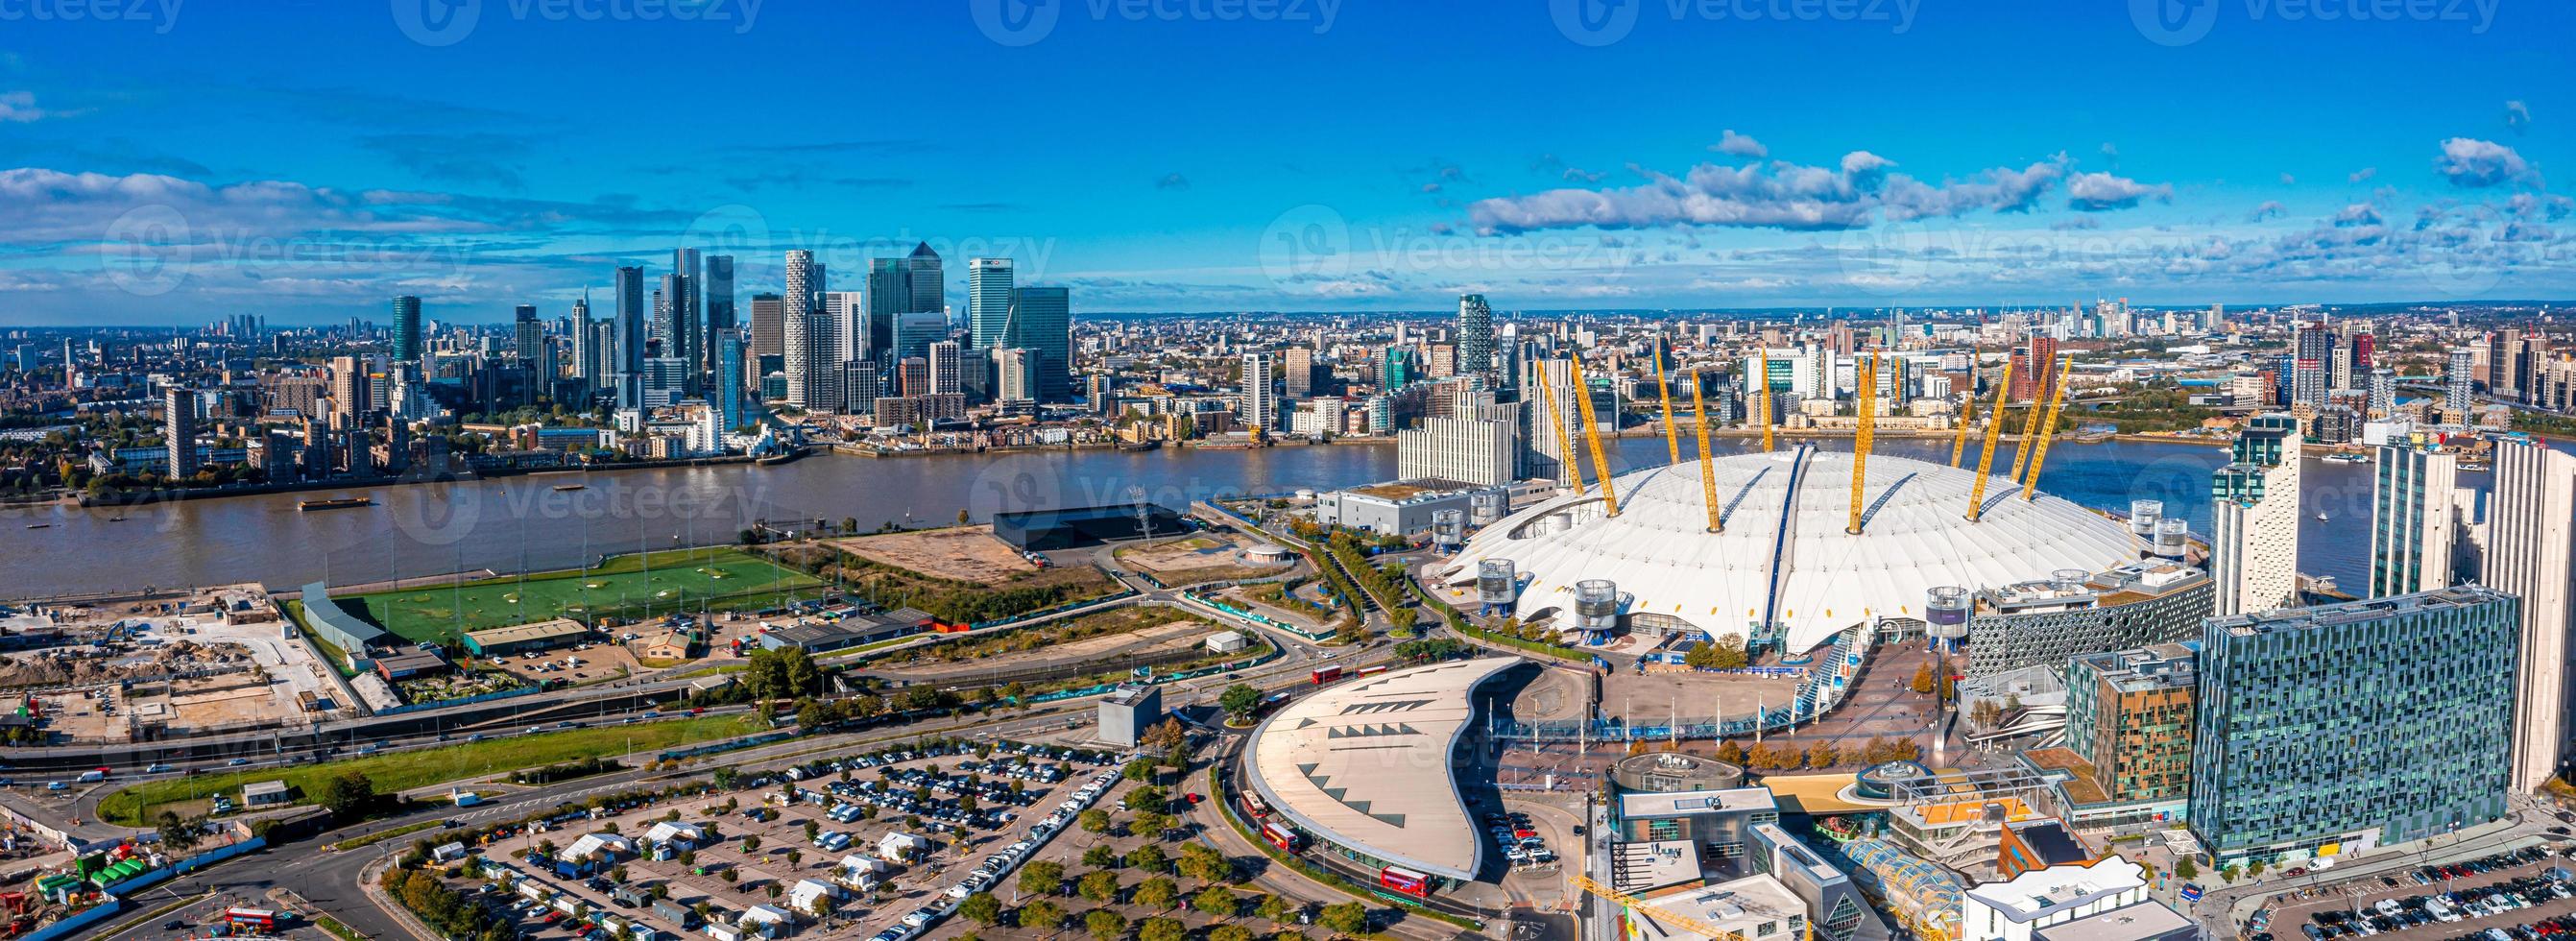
(225, 907, 277, 931)
(1379, 865, 1430, 898)
(1263, 821, 1305, 853)
(1311, 666, 1345, 685)
(1240, 790, 1272, 819)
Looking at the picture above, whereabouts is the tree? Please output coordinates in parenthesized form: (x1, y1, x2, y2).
(1019, 900, 1066, 931)
(1139, 917, 1188, 941)
(1192, 885, 1238, 917)
(1085, 908, 1129, 941)
(740, 834, 760, 854)
(156, 810, 203, 852)
(2175, 857, 2199, 880)
(1080, 808, 1114, 833)
(1142, 718, 1188, 755)
(1318, 902, 1369, 935)
(320, 770, 378, 819)
(1212, 926, 1258, 941)
(1134, 876, 1179, 910)
(1125, 843, 1168, 873)
(1255, 894, 1297, 924)
(1911, 663, 1936, 694)
(1078, 870, 1122, 904)
(1083, 844, 1122, 869)
(1714, 739, 1747, 766)
(1218, 684, 1263, 723)
(1804, 738, 1839, 770)
(959, 892, 1003, 927)
(2247, 858, 2268, 879)
(1122, 759, 1158, 784)
(1179, 843, 1233, 883)
(1020, 859, 1067, 897)
(1131, 810, 1172, 839)
(1387, 606, 1417, 634)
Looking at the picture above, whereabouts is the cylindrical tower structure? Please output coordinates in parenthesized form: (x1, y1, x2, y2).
(1476, 559, 1518, 615)
(1432, 509, 1466, 552)
(1925, 586, 1970, 641)
(1470, 490, 1505, 525)
(1573, 579, 1620, 639)
(2129, 499, 2163, 538)
(2052, 568, 2092, 592)
(2154, 517, 2190, 560)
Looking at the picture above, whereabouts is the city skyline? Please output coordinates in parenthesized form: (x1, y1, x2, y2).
(0, 4, 2566, 324)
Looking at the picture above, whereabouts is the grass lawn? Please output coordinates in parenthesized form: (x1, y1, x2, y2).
(97, 712, 763, 825)
(335, 547, 822, 644)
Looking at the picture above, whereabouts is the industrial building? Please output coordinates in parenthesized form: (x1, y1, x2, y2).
(372, 648, 451, 682)
(462, 618, 591, 657)
(992, 502, 1190, 550)
(758, 615, 917, 655)
(1311, 481, 1507, 539)
(2187, 586, 2518, 864)
(297, 582, 390, 655)
(1096, 684, 1163, 748)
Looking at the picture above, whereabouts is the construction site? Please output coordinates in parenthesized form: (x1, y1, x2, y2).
(0, 585, 345, 743)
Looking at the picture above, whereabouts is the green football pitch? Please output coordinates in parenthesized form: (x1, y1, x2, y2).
(340, 546, 823, 643)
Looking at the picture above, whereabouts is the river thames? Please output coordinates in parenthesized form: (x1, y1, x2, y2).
(0, 437, 2431, 597)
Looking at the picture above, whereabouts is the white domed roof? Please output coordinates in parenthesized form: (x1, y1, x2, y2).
(1439, 446, 2141, 654)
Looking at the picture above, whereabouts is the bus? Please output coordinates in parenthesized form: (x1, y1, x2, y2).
(1379, 865, 1430, 898)
(225, 907, 277, 931)
(1311, 666, 1345, 685)
(1263, 821, 1305, 853)
(1240, 790, 1272, 819)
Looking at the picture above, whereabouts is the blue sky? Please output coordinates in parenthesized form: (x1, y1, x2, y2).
(0, 0, 2568, 324)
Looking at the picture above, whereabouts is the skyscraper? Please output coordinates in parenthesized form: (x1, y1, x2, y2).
(825, 291, 866, 365)
(163, 385, 198, 479)
(2369, 444, 2459, 598)
(927, 340, 964, 396)
(748, 293, 784, 373)
(703, 254, 736, 339)
(969, 257, 1015, 350)
(864, 258, 910, 363)
(1239, 351, 1276, 431)
(2188, 587, 2516, 864)
(783, 250, 822, 321)
(670, 247, 703, 372)
(994, 349, 1037, 404)
(657, 272, 693, 367)
(712, 328, 746, 433)
(613, 265, 647, 398)
(2009, 335, 2059, 401)
(894, 310, 948, 363)
(2445, 346, 2475, 419)
(2294, 323, 2332, 409)
(1457, 294, 1495, 375)
(1004, 286, 1071, 403)
(1283, 347, 1317, 399)
(906, 242, 944, 318)
(568, 296, 594, 385)
(2367, 368, 2396, 418)
(2492, 438, 2576, 792)
(2211, 413, 2301, 616)
(390, 296, 422, 369)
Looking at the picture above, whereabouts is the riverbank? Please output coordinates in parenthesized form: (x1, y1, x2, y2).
(65, 453, 770, 508)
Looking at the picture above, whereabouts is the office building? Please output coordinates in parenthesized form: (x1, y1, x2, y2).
(1238, 350, 1277, 431)
(927, 341, 964, 397)
(1457, 294, 1495, 375)
(894, 310, 947, 363)
(2061, 643, 2195, 805)
(748, 293, 784, 374)
(2210, 414, 2301, 616)
(1962, 857, 2153, 941)
(969, 256, 1014, 350)
(388, 295, 422, 371)
(2187, 587, 2517, 864)
(703, 254, 735, 355)
(995, 348, 1037, 404)
(2493, 438, 2576, 792)
(864, 257, 908, 363)
(1396, 411, 1522, 487)
(2369, 444, 2459, 597)
(163, 385, 199, 478)
(1005, 286, 1071, 402)
(613, 265, 647, 400)
(905, 241, 943, 318)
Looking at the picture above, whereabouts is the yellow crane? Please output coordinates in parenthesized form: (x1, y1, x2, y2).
(2006, 354, 2051, 484)
(1949, 357, 1980, 468)
(1688, 368, 1721, 533)
(2020, 352, 2078, 499)
(1849, 352, 1878, 536)
(1570, 357, 1621, 516)
(1963, 356, 2016, 522)
(1536, 361, 1587, 495)
(1571, 873, 1747, 941)
(1653, 337, 1682, 465)
(1753, 347, 1775, 452)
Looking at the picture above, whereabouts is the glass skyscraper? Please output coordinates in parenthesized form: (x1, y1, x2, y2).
(1003, 286, 1071, 403)
(969, 256, 1015, 350)
(2187, 586, 2517, 864)
(1457, 294, 1494, 376)
(390, 295, 422, 369)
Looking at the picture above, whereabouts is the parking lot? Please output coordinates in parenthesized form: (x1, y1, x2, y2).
(463, 738, 1124, 941)
(2251, 844, 2576, 941)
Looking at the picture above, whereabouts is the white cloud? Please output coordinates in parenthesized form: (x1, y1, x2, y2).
(2507, 100, 2533, 134)
(2435, 138, 2538, 188)
(2065, 172, 2174, 211)
(1712, 130, 1768, 159)
(1465, 151, 2074, 234)
(2248, 201, 2287, 223)
(0, 90, 52, 123)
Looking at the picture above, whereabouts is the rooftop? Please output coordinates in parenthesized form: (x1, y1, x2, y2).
(2216, 585, 2512, 637)
(1964, 857, 2149, 924)
(1617, 787, 1778, 821)
(1242, 657, 1520, 881)
(1610, 839, 1705, 894)
(1630, 873, 1808, 941)
(465, 618, 589, 647)
(2034, 900, 2197, 941)
(2066, 642, 2198, 694)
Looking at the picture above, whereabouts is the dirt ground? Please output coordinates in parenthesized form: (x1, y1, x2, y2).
(831, 526, 1036, 583)
(162, 673, 292, 731)
(1599, 669, 1802, 725)
(1112, 534, 1283, 584)
(874, 620, 1207, 681)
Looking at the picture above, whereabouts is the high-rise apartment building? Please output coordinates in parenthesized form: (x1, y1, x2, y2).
(613, 266, 647, 398)
(2062, 643, 2196, 806)
(569, 297, 594, 384)
(2492, 438, 2576, 792)
(748, 293, 784, 373)
(2293, 324, 2332, 409)
(1457, 294, 1495, 376)
(2210, 413, 2301, 616)
(163, 385, 199, 479)
(783, 250, 822, 320)
(2188, 587, 2517, 864)
(328, 355, 372, 423)
(995, 349, 1037, 404)
(1396, 408, 1522, 486)
(2446, 347, 2475, 419)
(390, 296, 422, 369)
(969, 257, 1014, 350)
(2369, 444, 2460, 597)
(2367, 368, 2395, 418)
(825, 291, 866, 365)
(669, 247, 703, 370)
(1283, 347, 1317, 399)
(711, 328, 745, 432)
(927, 341, 964, 396)
(2009, 335, 2058, 401)
(703, 255, 735, 344)
(1239, 350, 1277, 431)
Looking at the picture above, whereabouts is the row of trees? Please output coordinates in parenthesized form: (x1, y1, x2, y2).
(1711, 736, 1920, 771)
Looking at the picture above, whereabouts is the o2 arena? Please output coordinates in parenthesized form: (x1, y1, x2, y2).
(1433, 444, 2173, 661)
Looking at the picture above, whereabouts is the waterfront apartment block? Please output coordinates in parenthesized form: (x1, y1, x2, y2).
(2187, 587, 2517, 864)
(2061, 642, 2196, 806)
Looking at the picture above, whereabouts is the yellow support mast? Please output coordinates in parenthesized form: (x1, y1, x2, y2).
(1535, 361, 1586, 495)
(1569, 357, 1621, 517)
(1949, 355, 1980, 468)
(1848, 352, 1878, 536)
(2006, 354, 2050, 484)
(1688, 368, 1721, 533)
(1571, 874, 1747, 941)
(1754, 347, 1775, 452)
(2021, 352, 2078, 499)
(1964, 356, 2017, 522)
(1653, 337, 1681, 465)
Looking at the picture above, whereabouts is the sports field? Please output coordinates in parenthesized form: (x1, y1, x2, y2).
(339, 546, 822, 644)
